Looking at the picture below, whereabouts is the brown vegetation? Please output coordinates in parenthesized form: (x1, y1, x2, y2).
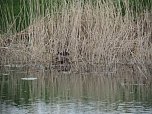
(0, 1, 152, 75)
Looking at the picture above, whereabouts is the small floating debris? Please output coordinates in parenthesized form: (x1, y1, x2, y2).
(4, 64, 25, 68)
(121, 83, 146, 86)
(62, 71, 71, 74)
(21, 77, 37, 80)
(2, 73, 9, 76)
(4, 64, 11, 67)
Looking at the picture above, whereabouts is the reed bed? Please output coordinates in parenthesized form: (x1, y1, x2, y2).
(0, 0, 152, 76)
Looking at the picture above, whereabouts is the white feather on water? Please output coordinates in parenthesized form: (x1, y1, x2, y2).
(21, 78, 37, 80)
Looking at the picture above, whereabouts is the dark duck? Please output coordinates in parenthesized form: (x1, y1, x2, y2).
(55, 49, 71, 71)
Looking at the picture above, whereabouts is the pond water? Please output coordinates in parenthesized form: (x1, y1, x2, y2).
(0, 65, 152, 114)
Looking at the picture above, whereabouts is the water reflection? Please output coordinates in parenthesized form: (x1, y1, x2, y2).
(0, 66, 152, 114)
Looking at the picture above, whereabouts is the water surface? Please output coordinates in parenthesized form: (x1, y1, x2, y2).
(0, 65, 152, 114)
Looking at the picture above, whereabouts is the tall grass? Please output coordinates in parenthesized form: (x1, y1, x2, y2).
(0, 0, 152, 75)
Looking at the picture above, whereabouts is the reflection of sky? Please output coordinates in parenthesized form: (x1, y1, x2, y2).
(1, 100, 152, 114)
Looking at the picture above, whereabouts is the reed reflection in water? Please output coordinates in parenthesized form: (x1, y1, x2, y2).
(0, 66, 152, 114)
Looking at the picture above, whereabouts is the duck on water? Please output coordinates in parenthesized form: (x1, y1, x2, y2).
(54, 49, 71, 72)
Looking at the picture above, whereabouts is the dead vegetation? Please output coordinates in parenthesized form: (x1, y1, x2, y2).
(0, 1, 152, 76)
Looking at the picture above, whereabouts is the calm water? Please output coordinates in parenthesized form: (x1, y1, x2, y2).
(0, 65, 152, 114)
